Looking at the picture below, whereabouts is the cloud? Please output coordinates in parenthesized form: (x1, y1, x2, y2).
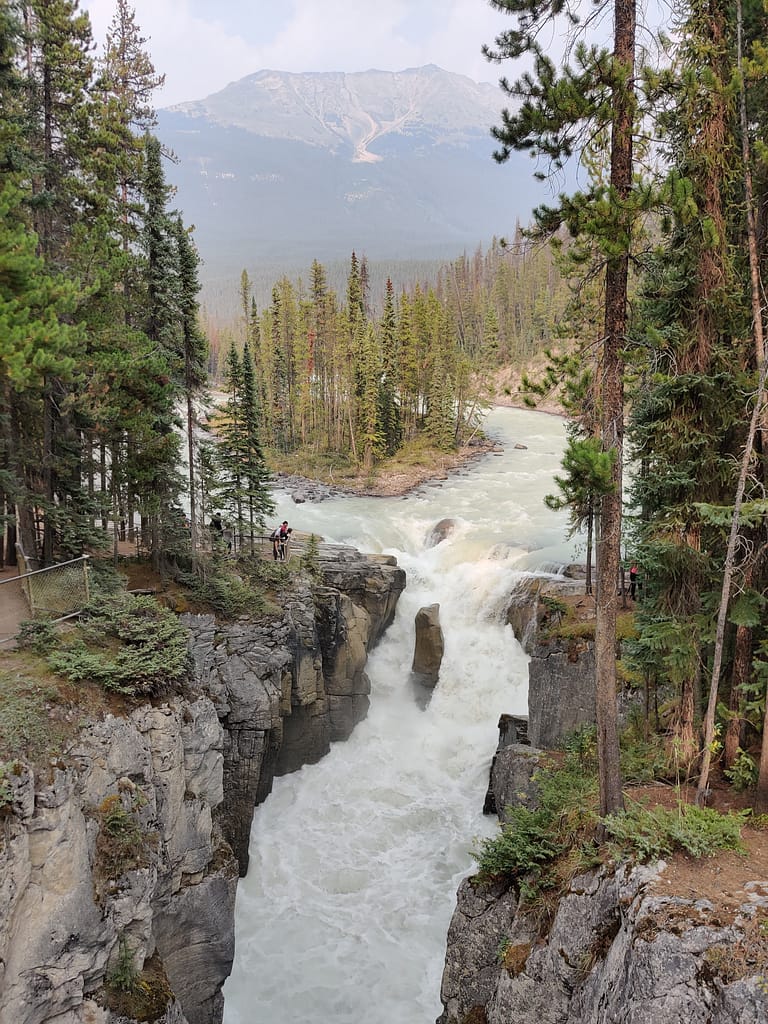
(82, 0, 512, 105)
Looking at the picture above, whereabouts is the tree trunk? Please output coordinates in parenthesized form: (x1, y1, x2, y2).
(698, 2, 767, 802)
(676, 675, 698, 768)
(595, 0, 635, 819)
(724, 621, 751, 768)
(42, 383, 55, 566)
(186, 386, 198, 563)
(756, 693, 768, 813)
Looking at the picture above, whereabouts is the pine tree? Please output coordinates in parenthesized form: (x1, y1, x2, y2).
(176, 216, 207, 558)
(238, 339, 275, 549)
(485, 0, 641, 815)
(378, 279, 402, 456)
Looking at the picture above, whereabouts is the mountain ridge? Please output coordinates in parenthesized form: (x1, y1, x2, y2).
(155, 65, 539, 314)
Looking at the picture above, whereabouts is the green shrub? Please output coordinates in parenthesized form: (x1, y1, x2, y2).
(95, 791, 155, 879)
(301, 533, 322, 581)
(178, 560, 277, 619)
(106, 936, 142, 995)
(620, 733, 670, 785)
(541, 595, 567, 626)
(473, 806, 563, 881)
(562, 725, 598, 772)
(0, 678, 67, 763)
(603, 800, 747, 861)
(724, 748, 759, 791)
(16, 619, 57, 654)
(47, 594, 189, 696)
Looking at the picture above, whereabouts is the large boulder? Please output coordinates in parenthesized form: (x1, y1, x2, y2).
(411, 603, 444, 688)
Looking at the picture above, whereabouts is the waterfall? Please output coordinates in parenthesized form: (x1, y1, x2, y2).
(223, 407, 576, 1024)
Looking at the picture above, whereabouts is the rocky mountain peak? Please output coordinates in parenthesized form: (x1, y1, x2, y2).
(166, 64, 504, 161)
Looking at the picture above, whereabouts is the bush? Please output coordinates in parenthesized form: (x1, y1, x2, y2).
(473, 806, 564, 881)
(177, 558, 281, 619)
(724, 748, 759, 791)
(603, 800, 747, 861)
(47, 594, 189, 696)
(16, 619, 57, 654)
(95, 790, 155, 880)
(301, 533, 322, 581)
(106, 936, 142, 995)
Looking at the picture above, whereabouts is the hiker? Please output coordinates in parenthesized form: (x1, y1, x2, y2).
(629, 563, 639, 600)
(270, 524, 282, 560)
(210, 512, 224, 547)
(278, 521, 291, 561)
(279, 526, 293, 561)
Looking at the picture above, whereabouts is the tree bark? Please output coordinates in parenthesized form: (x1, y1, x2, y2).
(595, 0, 635, 819)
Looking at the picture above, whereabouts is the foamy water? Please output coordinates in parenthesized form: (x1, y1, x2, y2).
(223, 407, 576, 1024)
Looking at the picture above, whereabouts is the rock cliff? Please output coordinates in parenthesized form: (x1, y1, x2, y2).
(0, 544, 405, 1024)
(436, 575, 768, 1024)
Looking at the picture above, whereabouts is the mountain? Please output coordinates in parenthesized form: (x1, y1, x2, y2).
(156, 66, 540, 310)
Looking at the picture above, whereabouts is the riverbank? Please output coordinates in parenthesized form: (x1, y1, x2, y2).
(272, 436, 503, 499)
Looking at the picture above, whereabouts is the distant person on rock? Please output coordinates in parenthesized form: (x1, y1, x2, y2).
(270, 524, 282, 561)
(629, 563, 639, 600)
(278, 522, 292, 561)
(210, 512, 224, 548)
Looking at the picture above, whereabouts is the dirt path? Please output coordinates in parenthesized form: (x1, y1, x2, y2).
(0, 567, 29, 646)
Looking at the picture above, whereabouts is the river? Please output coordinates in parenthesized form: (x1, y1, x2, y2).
(222, 406, 577, 1024)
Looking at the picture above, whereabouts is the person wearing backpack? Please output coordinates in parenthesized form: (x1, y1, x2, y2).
(270, 525, 282, 560)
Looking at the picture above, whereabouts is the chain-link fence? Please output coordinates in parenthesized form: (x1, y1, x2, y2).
(9, 548, 91, 618)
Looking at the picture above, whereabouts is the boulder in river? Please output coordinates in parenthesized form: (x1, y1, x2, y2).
(410, 604, 444, 708)
(425, 518, 457, 548)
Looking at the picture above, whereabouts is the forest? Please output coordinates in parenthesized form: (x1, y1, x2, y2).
(3, 0, 768, 820)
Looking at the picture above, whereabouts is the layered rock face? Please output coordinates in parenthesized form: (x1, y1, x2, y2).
(0, 699, 236, 1024)
(506, 576, 597, 748)
(438, 737, 767, 1024)
(437, 606, 768, 1024)
(438, 855, 767, 1024)
(185, 546, 405, 875)
(0, 544, 405, 1024)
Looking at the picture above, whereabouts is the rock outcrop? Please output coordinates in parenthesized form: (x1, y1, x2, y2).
(506, 574, 599, 748)
(438, 856, 767, 1024)
(411, 603, 444, 687)
(184, 546, 405, 876)
(426, 518, 458, 547)
(0, 699, 235, 1024)
(437, 602, 768, 1024)
(0, 544, 405, 1024)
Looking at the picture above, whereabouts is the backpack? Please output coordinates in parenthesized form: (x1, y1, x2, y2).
(270, 529, 280, 541)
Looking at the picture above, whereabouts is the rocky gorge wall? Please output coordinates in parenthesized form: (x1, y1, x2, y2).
(438, 741, 768, 1024)
(436, 576, 768, 1024)
(0, 544, 405, 1024)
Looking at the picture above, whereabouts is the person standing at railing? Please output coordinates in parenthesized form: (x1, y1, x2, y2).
(278, 522, 292, 561)
(270, 525, 281, 560)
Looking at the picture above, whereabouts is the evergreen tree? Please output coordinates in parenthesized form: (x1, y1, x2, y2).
(176, 216, 208, 557)
(485, 0, 642, 814)
(238, 338, 274, 549)
(378, 279, 402, 456)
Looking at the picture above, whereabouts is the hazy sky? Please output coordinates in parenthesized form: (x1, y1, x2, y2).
(80, 0, 515, 107)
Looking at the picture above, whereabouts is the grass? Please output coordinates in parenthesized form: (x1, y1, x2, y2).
(473, 729, 750, 915)
(265, 434, 474, 490)
(0, 649, 117, 805)
(0, 652, 105, 766)
(547, 608, 638, 642)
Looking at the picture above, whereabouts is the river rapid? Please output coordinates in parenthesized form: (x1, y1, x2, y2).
(222, 406, 578, 1024)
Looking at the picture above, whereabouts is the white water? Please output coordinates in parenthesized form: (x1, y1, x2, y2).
(223, 407, 577, 1024)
